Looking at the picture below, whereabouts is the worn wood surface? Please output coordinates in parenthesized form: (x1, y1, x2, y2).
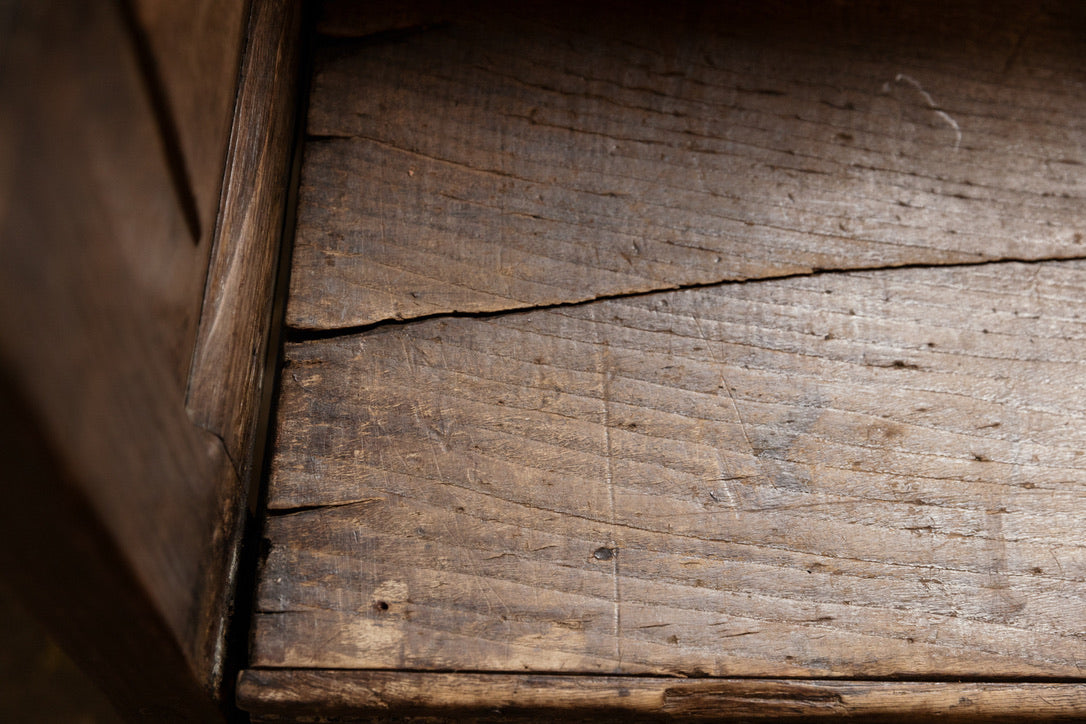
(255, 262, 1086, 680)
(288, 0, 1086, 329)
(0, 1, 253, 719)
(239, 670, 1086, 722)
(246, 1, 1086, 717)
(188, 0, 305, 483)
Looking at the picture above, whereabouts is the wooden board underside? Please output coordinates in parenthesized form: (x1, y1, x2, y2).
(257, 262, 1086, 678)
(289, 0, 1086, 329)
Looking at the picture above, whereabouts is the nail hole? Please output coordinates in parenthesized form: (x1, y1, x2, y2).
(593, 547, 616, 561)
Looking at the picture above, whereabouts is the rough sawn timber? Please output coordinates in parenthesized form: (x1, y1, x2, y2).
(288, 0, 1086, 329)
(255, 262, 1086, 679)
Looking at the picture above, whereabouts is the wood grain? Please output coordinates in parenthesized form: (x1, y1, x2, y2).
(288, 0, 1086, 329)
(238, 670, 1086, 722)
(257, 262, 1086, 679)
(188, 0, 304, 481)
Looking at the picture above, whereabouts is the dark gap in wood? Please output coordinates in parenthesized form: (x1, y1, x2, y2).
(265, 500, 362, 517)
(116, 0, 202, 243)
(284, 253, 1086, 343)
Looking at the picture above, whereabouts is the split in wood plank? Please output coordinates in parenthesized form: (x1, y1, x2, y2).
(289, 0, 1086, 329)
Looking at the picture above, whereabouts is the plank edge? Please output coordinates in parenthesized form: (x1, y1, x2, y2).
(187, 0, 305, 475)
(237, 669, 1086, 721)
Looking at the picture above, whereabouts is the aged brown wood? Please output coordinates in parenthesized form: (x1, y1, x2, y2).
(0, 379, 228, 723)
(238, 670, 1086, 722)
(188, 0, 305, 483)
(254, 262, 1086, 682)
(120, 0, 250, 389)
(0, 0, 276, 719)
(288, 0, 1086, 329)
(239, 0, 1086, 718)
(129, 0, 249, 239)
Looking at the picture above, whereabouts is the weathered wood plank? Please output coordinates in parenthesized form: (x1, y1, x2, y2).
(289, 0, 1086, 329)
(239, 670, 1086, 722)
(188, 0, 305, 481)
(257, 262, 1086, 678)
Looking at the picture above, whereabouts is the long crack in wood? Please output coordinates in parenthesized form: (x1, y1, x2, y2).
(285, 255, 1086, 342)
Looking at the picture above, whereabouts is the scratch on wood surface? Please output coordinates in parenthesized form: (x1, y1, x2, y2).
(708, 454, 741, 520)
(262, 259, 1086, 677)
(1002, 5, 1045, 75)
(595, 327, 622, 668)
(692, 314, 765, 503)
(886, 73, 962, 150)
(440, 493, 511, 622)
(985, 392, 1027, 620)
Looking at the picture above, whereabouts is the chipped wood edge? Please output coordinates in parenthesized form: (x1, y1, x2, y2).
(237, 670, 1086, 721)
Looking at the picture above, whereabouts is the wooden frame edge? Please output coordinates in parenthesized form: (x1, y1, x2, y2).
(237, 669, 1086, 721)
(187, 0, 304, 484)
(184, 0, 304, 703)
